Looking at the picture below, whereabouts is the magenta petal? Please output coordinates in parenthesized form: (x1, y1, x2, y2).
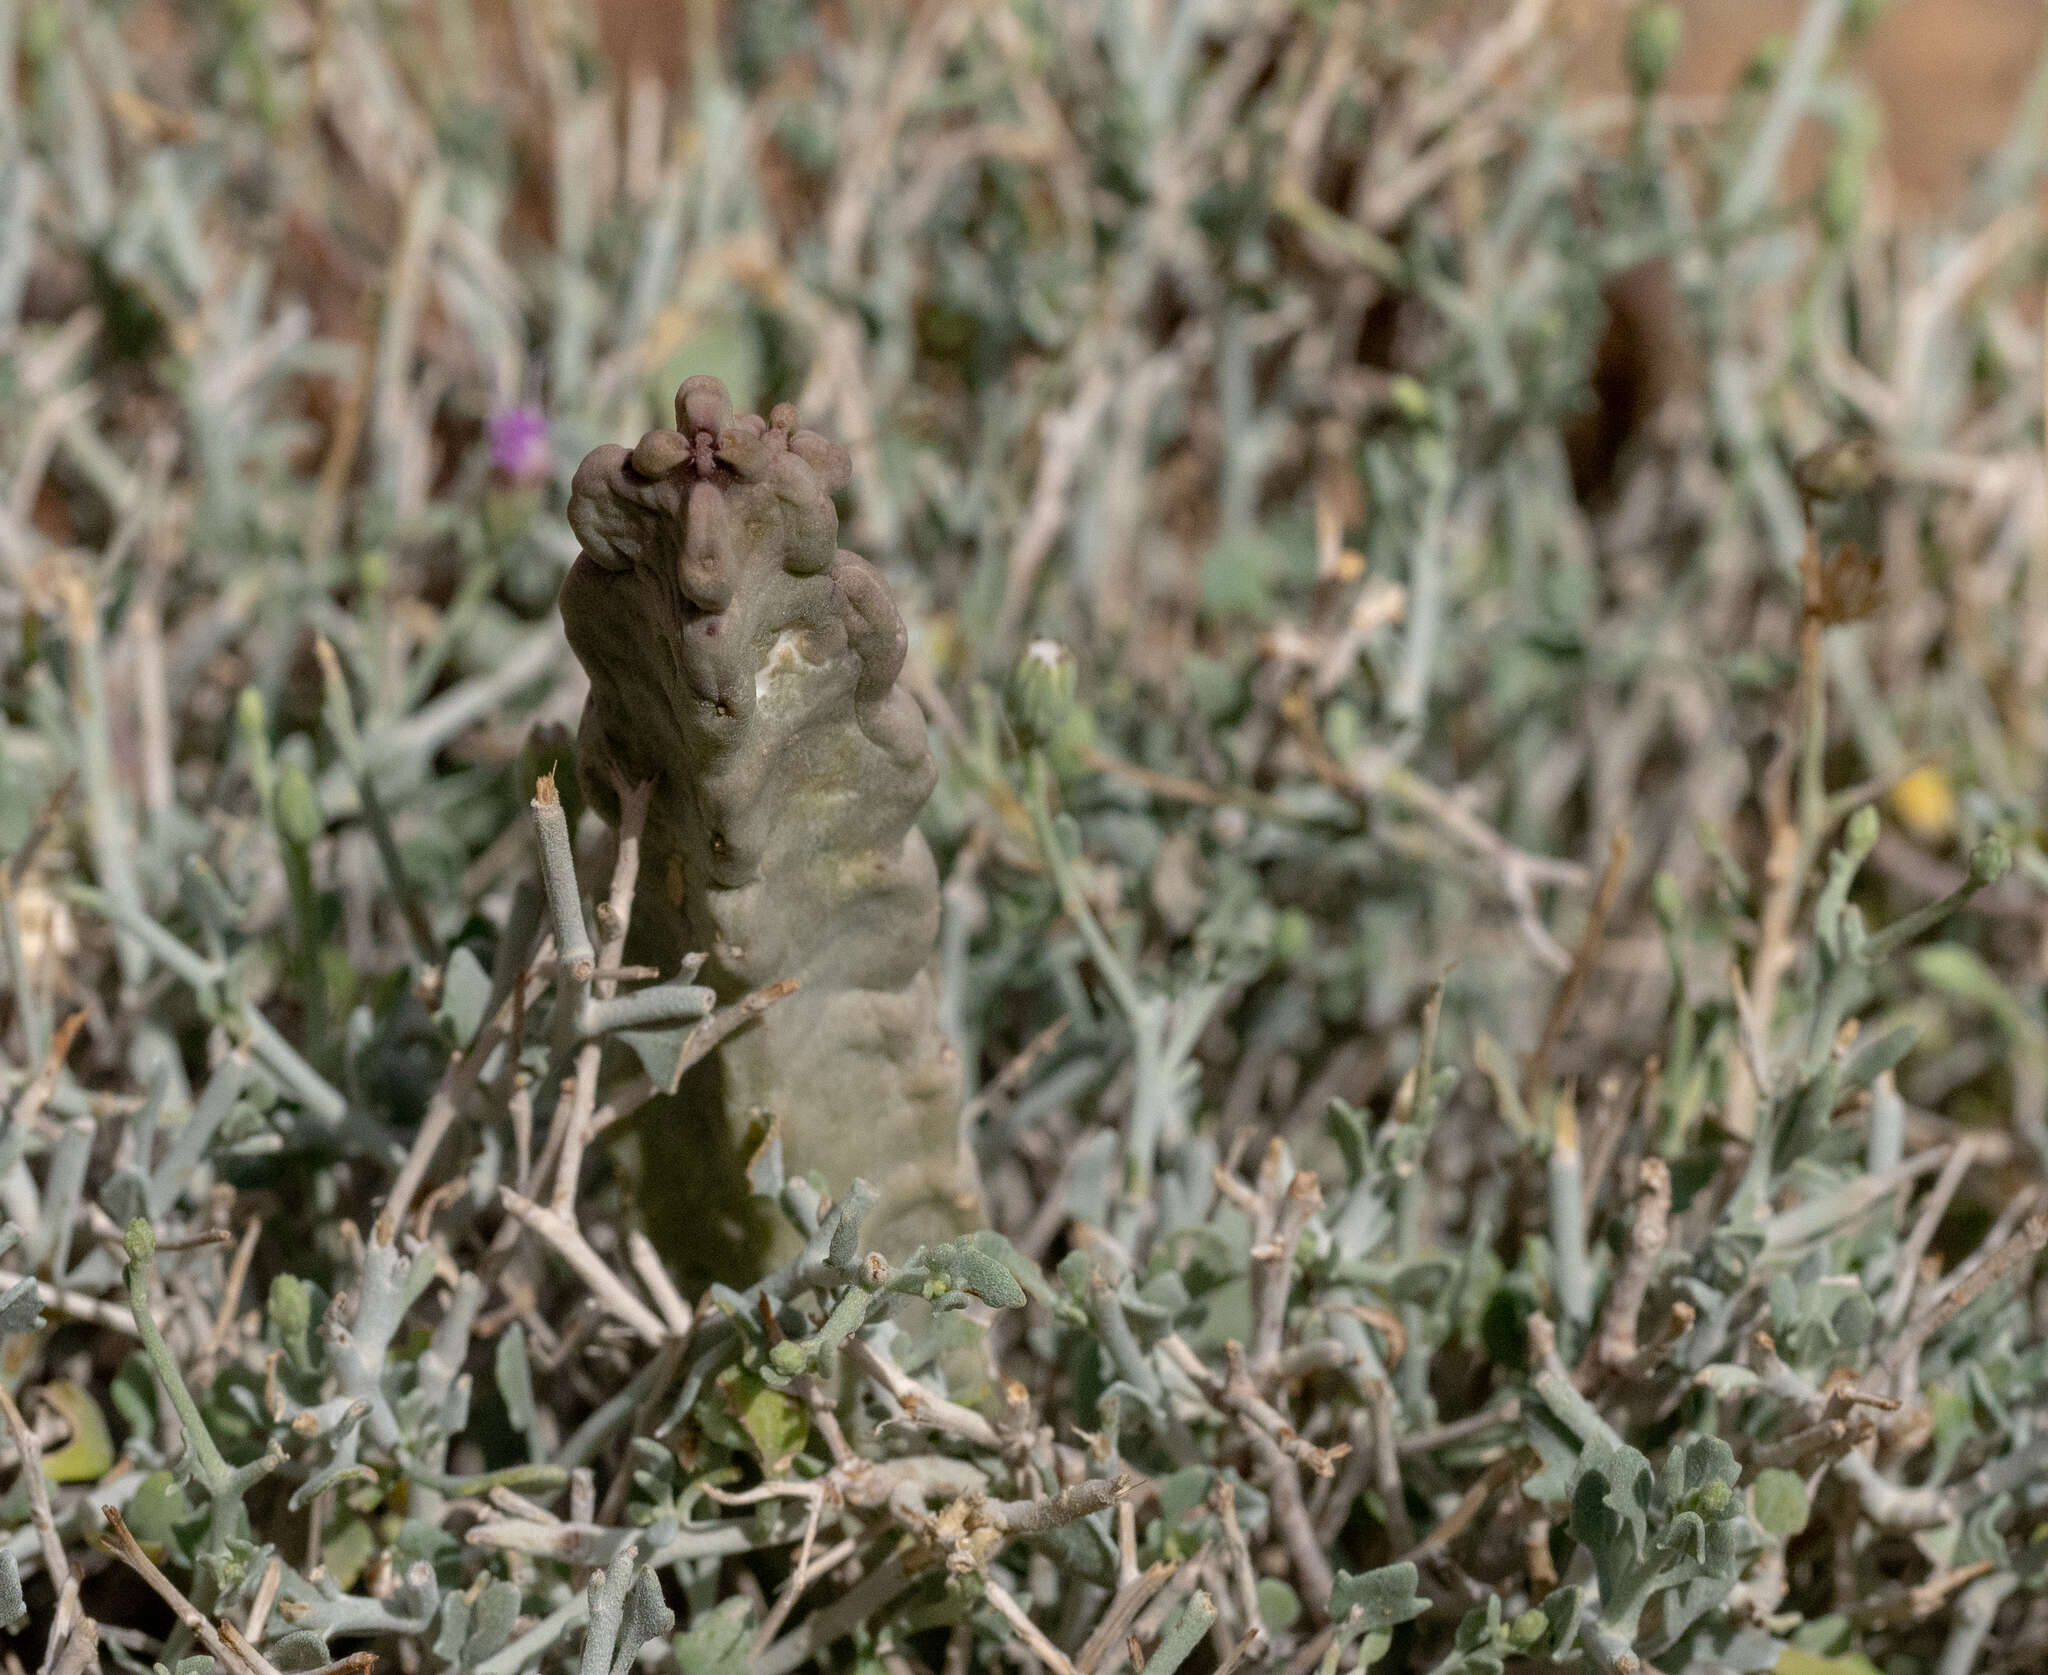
(490, 406, 551, 479)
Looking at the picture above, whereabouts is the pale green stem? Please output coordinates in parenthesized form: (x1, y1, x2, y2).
(1722, 0, 1852, 228)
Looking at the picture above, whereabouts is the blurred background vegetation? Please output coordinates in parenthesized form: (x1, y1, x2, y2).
(9, 0, 2048, 1150)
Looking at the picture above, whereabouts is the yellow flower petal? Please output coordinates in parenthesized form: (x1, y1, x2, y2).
(1890, 765, 1957, 844)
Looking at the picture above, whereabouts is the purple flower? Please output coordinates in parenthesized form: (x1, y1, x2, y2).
(490, 405, 550, 482)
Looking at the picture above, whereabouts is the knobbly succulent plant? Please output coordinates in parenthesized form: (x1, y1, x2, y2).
(560, 375, 964, 1272)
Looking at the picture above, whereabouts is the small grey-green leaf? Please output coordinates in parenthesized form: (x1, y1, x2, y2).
(1146, 1590, 1219, 1675)
(464, 1580, 521, 1665)
(811, 1285, 872, 1355)
(1539, 1587, 1581, 1658)
(964, 1230, 1057, 1305)
(1838, 1023, 1917, 1092)
(1752, 1468, 1810, 1538)
(436, 945, 492, 1047)
(618, 1024, 694, 1091)
(1679, 1433, 1739, 1495)
(0, 1549, 25, 1628)
(827, 1179, 877, 1266)
(743, 1118, 784, 1200)
(431, 1594, 471, 1663)
(673, 1598, 753, 1675)
(929, 1240, 1028, 1308)
(270, 1630, 336, 1671)
(611, 1570, 676, 1675)
(1328, 1561, 1430, 1641)
(1158, 1465, 1214, 1528)
(0, 1274, 42, 1336)
(495, 1322, 536, 1433)
(1256, 1577, 1301, 1632)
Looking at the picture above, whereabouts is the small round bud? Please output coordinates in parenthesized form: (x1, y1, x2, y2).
(1820, 144, 1866, 244)
(1845, 804, 1880, 855)
(768, 1340, 807, 1376)
(1651, 872, 1684, 931)
(1322, 700, 1363, 765)
(1793, 437, 1882, 504)
(237, 686, 268, 740)
(1272, 908, 1312, 967)
(1009, 640, 1079, 753)
(1969, 835, 2012, 889)
(1624, 4, 1683, 96)
(269, 1273, 312, 1338)
(1740, 34, 1790, 93)
(125, 1218, 157, 1266)
(1388, 375, 1432, 423)
(1679, 1474, 1728, 1515)
(275, 762, 324, 849)
(1510, 1609, 1550, 1650)
(358, 549, 389, 594)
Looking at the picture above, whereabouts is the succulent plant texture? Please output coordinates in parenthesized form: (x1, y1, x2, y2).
(561, 376, 963, 1268)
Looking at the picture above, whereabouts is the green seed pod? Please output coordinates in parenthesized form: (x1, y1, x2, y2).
(1820, 142, 1866, 243)
(1323, 699, 1364, 765)
(275, 761, 324, 850)
(1388, 375, 1433, 423)
(1970, 835, 2012, 889)
(268, 1272, 311, 1339)
(1008, 638, 1096, 778)
(238, 686, 276, 811)
(1651, 871, 1684, 932)
(237, 685, 267, 742)
(269, 1273, 317, 1371)
(1624, 4, 1683, 97)
(1009, 639, 1080, 753)
(124, 1218, 156, 1266)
